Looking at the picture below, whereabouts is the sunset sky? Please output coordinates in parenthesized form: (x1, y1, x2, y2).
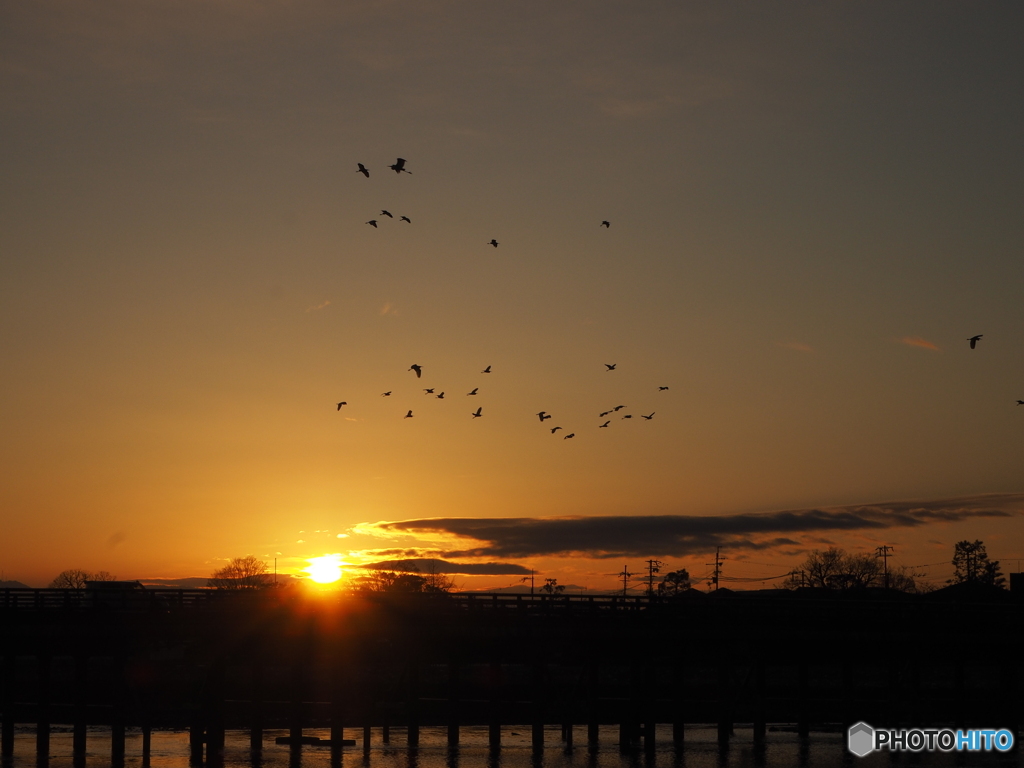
(3, 2, 1024, 590)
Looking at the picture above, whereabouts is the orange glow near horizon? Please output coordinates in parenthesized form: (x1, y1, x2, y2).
(305, 554, 344, 584)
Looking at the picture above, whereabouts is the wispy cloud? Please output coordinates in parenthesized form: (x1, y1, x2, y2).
(306, 300, 331, 313)
(899, 336, 941, 351)
(380, 301, 399, 316)
(778, 341, 814, 353)
(362, 494, 1024, 559)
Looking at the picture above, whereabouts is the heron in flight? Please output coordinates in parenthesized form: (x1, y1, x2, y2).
(612, 405, 626, 411)
(436, 392, 445, 399)
(404, 410, 414, 418)
(401, 216, 411, 223)
(356, 163, 369, 178)
(537, 411, 552, 422)
(622, 415, 633, 419)
(381, 391, 392, 397)
(467, 388, 479, 396)
(601, 221, 610, 228)
(472, 407, 483, 418)
(599, 411, 611, 417)
(1017, 400, 1024, 406)
(658, 386, 669, 391)
(550, 426, 562, 433)
(336, 402, 347, 410)
(605, 364, 617, 371)
(390, 158, 411, 174)
(409, 364, 422, 378)
(563, 433, 575, 439)
(488, 239, 499, 248)
(641, 413, 655, 420)
(482, 365, 492, 373)
(968, 335, 983, 349)
(423, 389, 435, 394)
(599, 421, 610, 428)
(366, 220, 378, 228)
(381, 210, 394, 218)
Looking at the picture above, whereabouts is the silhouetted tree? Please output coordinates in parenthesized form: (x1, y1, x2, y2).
(659, 569, 691, 596)
(207, 555, 273, 590)
(784, 547, 882, 589)
(950, 540, 1005, 588)
(421, 560, 458, 593)
(49, 569, 117, 589)
(541, 578, 565, 594)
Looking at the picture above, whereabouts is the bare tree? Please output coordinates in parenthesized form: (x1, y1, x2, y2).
(208, 555, 273, 590)
(49, 569, 117, 589)
(784, 548, 882, 590)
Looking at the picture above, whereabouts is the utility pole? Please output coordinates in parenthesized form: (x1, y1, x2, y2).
(520, 570, 535, 596)
(619, 565, 634, 597)
(645, 559, 664, 597)
(706, 547, 723, 591)
(876, 545, 893, 589)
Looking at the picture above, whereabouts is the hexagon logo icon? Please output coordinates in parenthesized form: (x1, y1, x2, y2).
(848, 721, 875, 757)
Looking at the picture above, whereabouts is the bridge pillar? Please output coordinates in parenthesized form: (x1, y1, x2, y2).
(753, 658, 767, 744)
(672, 661, 684, 746)
(250, 661, 263, 751)
(488, 661, 501, 749)
(796, 661, 809, 739)
(447, 661, 460, 746)
(532, 662, 546, 750)
(1, 654, 13, 760)
(36, 654, 50, 761)
(72, 654, 88, 764)
(406, 660, 419, 747)
(587, 661, 599, 746)
(111, 656, 127, 766)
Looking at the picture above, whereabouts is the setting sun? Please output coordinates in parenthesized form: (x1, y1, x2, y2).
(305, 554, 344, 584)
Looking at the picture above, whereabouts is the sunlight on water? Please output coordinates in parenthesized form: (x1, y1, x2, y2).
(5, 725, 1022, 768)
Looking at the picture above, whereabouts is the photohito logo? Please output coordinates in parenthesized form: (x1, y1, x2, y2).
(847, 722, 1014, 756)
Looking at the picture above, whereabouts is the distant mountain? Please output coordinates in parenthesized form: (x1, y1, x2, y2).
(0, 580, 30, 589)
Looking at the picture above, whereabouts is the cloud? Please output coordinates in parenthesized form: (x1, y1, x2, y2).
(778, 341, 814, 353)
(899, 336, 941, 351)
(358, 558, 532, 576)
(364, 494, 1024, 559)
(380, 302, 399, 316)
(306, 300, 331, 312)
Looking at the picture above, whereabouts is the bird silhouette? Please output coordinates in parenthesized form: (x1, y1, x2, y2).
(599, 421, 610, 428)
(423, 389, 435, 394)
(381, 391, 392, 397)
(467, 388, 479, 396)
(564, 433, 575, 439)
(472, 407, 483, 418)
(599, 411, 611, 417)
(404, 410, 413, 418)
(390, 158, 411, 174)
(436, 392, 445, 399)
(366, 220, 378, 228)
(488, 239, 499, 248)
(482, 365, 492, 373)
(356, 163, 369, 178)
(605, 364, 617, 371)
(381, 210, 394, 218)
(336, 402, 347, 410)
(601, 221, 610, 228)
(537, 411, 552, 422)
(409, 364, 422, 378)
(641, 413, 654, 420)
(1016, 400, 1024, 405)
(658, 386, 669, 391)
(622, 415, 633, 419)
(612, 405, 626, 411)
(550, 426, 562, 433)
(400, 216, 411, 223)
(968, 335, 983, 349)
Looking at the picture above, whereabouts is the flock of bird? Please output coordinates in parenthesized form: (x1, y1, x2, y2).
(342, 158, 1021, 434)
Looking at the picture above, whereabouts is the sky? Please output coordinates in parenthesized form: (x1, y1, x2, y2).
(3, 1, 1024, 590)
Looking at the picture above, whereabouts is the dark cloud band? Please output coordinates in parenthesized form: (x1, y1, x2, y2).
(369, 494, 1024, 559)
(358, 558, 532, 576)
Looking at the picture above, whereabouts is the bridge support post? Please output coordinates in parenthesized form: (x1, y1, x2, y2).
(250, 661, 263, 751)
(447, 661, 460, 746)
(797, 662, 809, 740)
(753, 658, 767, 744)
(406, 660, 419, 747)
(488, 661, 501, 749)
(587, 661, 599, 746)
(73, 654, 88, 764)
(36, 654, 50, 761)
(1, 654, 13, 761)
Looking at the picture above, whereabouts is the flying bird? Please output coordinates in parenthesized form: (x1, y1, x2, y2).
(381, 392, 392, 397)
(423, 389, 435, 394)
(599, 421, 610, 428)
(641, 413, 655, 420)
(366, 220, 378, 228)
(472, 407, 482, 418)
(550, 426, 562, 433)
(400, 216, 411, 223)
(482, 365, 492, 373)
(601, 221, 610, 228)
(605, 364, 617, 371)
(404, 410, 413, 418)
(968, 335, 983, 349)
(356, 163, 369, 178)
(336, 402, 347, 410)
(1017, 400, 1024, 406)
(564, 433, 575, 439)
(537, 411, 552, 422)
(612, 405, 626, 412)
(389, 158, 411, 174)
(622, 415, 633, 419)
(409, 364, 422, 378)
(381, 210, 394, 218)
(658, 386, 669, 391)
(467, 388, 478, 396)
(599, 411, 611, 417)
(488, 239, 499, 248)
(436, 392, 445, 399)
